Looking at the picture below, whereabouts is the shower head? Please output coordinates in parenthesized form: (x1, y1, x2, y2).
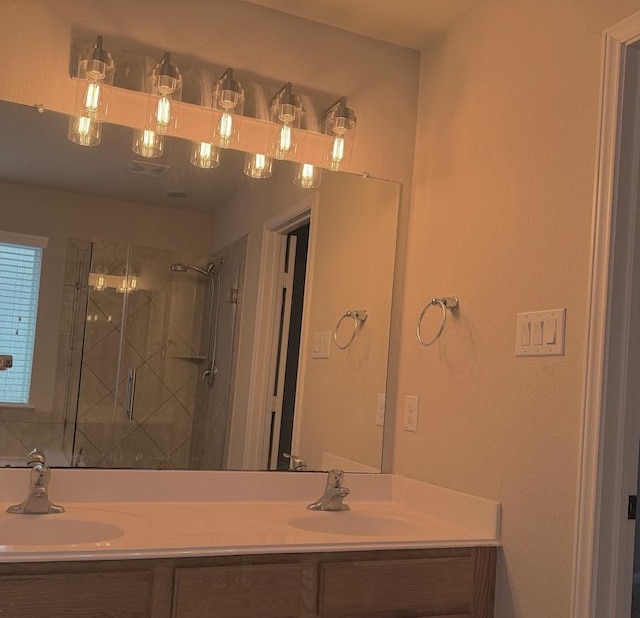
(170, 262, 209, 276)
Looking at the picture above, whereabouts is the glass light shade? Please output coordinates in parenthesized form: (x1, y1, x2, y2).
(146, 53, 182, 134)
(191, 142, 220, 169)
(322, 99, 357, 171)
(73, 37, 114, 122)
(269, 89, 302, 160)
(132, 129, 164, 158)
(212, 69, 244, 148)
(68, 115, 102, 147)
(294, 163, 322, 189)
(244, 153, 272, 179)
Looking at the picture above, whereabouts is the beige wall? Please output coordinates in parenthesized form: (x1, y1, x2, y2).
(0, 180, 212, 417)
(394, 1, 640, 616)
(297, 174, 399, 470)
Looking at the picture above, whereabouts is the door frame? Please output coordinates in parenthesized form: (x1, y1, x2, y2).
(572, 10, 640, 617)
(242, 195, 318, 470)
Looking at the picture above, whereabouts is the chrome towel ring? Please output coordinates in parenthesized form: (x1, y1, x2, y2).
(334, 310, 368, 350)
(416, 297, 459, 346)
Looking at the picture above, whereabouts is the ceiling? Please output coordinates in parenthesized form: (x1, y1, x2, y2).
(0, 100, 298, 213)
(244, 0, 481, 49)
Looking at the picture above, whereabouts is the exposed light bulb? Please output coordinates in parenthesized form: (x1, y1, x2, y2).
(83, 82, 101, 113)
(129, 277, 137, 291)
(132, 129, 163, 158)
(76, 116, 92, 138)
(155, 96, 172, 129)
(95, 274, 105, 291)
(330, 135, 345, 170)
(294, 163, 322, 189)
(244, 153, 272, 179)
(191, 142, 220, 169)
(69, 115, 101, 147)
(255, 154, 267, 171)
(276, 123, 293, 158)
(218, 112, 234, 145)
(300, 164, 315, 188)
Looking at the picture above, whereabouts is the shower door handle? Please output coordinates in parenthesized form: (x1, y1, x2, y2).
(124, 368, 137, 420)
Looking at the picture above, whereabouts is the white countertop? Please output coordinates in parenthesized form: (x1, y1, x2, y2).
(0, 471, 501, 563)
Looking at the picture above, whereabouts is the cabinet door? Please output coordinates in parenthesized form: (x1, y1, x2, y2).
(319, 555, 475, 617)
(173, 563, 317, 618)
(0, 570, 152, 617)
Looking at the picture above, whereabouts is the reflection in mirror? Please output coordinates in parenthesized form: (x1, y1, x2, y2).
(0, 100, 400, 472)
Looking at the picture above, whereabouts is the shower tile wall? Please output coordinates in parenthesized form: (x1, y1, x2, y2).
(73, 242, 205, 468)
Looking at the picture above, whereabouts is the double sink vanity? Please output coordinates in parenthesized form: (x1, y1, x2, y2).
(0, 464, 500, 618)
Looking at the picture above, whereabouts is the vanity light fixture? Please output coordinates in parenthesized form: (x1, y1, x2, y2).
(269, 83, 303, 160)
(294, 163, 322, 189)
(146, 52, 182, 134)
(191, 141, 220, 169)
(68, 35, 114, 147)
(322, 97, 357, 171)
(244, 152, 272, 179)
(212, 68, 244, 148)
(132, 129, 164, 158)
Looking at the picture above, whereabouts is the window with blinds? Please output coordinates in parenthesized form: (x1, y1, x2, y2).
(0, 236, 45, 405)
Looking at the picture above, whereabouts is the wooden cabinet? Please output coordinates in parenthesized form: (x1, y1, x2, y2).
(0, 564, 153, 618)
(319, 548, 495, 618)
(0, 547, 496, 618)
(173, 564, 317, 618)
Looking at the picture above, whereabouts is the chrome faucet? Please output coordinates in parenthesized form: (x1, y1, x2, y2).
(307, 469, 350, 511)
(6, 449, 65, 514)
(284, 453, 308, 471)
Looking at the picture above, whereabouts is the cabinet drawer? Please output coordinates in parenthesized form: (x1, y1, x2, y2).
(0, 570, 152, 617)
(319, 555, 475, 617)
(173, 563, 317, 618)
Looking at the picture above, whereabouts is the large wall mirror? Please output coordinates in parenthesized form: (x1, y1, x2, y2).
(0, 100, 400, 472)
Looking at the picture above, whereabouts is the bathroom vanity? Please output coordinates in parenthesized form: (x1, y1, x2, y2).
(0, 547, 496, 617)
(0, 470, 501, 618)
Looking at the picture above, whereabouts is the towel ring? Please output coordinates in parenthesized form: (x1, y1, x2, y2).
(416, 297, 459, 346)
(334, 310, 368, 350)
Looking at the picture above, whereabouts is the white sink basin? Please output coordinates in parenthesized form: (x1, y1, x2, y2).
(288, 512, 426, 537)
(0, 517, 124, 546)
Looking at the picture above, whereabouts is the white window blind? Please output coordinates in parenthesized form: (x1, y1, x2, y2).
(0, 239, 44, 404)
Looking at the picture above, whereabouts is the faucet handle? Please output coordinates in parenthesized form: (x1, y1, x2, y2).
(327, 469, 345, 488)
(26, 448, 45, 467)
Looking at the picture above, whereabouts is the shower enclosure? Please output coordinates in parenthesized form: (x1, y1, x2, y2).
(60, 237, 245, 469)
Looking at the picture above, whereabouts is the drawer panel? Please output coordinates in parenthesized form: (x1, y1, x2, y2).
(173, 563, 317, 618)
(319, 555, 474, 616)
(0, 570, 152, 617)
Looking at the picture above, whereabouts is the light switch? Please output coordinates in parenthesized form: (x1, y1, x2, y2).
(543, 319, 557, 344)
(515, 309, 566, 356)
(532, 320, 543, 346)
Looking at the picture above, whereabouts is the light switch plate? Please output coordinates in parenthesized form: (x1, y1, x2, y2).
(311, 331, 331, 359)
(402, 395, 419, 432)
(515, 308, 566, 356)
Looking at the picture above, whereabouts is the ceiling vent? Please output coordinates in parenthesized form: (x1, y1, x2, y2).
(125, 160, 171, 178)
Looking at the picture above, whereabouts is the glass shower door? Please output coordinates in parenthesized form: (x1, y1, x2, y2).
(72, 241, 206, 468)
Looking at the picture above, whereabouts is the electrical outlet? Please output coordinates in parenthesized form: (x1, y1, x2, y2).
(403, 395, 419, 432)
(376, 393, 386, 426)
